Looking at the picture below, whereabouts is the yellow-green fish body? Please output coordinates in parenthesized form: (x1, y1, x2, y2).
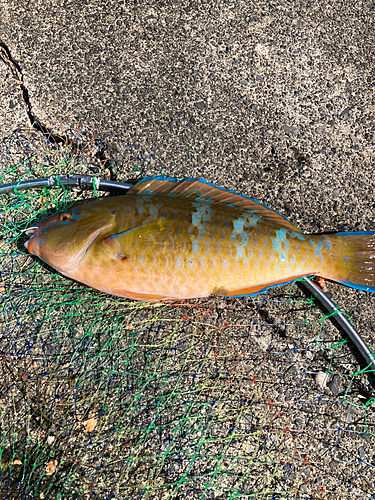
(25, 177, 375, 301)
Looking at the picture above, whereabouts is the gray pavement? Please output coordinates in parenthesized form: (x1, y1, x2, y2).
(1, 1, 374, 227)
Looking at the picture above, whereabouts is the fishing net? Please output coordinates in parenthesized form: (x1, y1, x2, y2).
(0, 120, 374, 500)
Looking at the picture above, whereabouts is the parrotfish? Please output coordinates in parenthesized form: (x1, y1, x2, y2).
(24, 177, 375, 301)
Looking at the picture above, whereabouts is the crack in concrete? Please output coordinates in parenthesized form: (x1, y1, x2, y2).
(0, 41, 117, 179)
(0, 41, 71, 147)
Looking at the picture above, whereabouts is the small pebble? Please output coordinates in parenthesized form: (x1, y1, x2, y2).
(314, 372, 328, 388)
(327, 374, 340, 396)
(294, 418, 303, 428)
(194, 101, 205, 110)
(347, 404, 359, 415)
(339, 106, 351, 119)
(47, 436, 55, 446)
(281, 124, 299, 135)
(241, 414, 252, 426)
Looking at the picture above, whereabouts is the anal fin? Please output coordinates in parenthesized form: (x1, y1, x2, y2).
(114, 289, 171, 302)
(215, 274, 307, 297)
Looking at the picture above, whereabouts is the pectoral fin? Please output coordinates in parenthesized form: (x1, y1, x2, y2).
(102, 220, 172, 259)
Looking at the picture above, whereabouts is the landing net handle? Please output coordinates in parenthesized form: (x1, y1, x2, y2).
(0, 174, 132, 195)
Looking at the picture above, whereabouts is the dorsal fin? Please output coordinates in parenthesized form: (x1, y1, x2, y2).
(128, 176, 301, 232)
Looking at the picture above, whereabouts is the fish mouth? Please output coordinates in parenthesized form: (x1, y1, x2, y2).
(24, 222, 112, 272)
(23, 226, 41, 250)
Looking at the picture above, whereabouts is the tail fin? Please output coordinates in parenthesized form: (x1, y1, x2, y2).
(323, 231, 375, 292)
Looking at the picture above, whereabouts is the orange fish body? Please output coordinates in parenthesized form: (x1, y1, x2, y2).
(25, 177, 375, 301)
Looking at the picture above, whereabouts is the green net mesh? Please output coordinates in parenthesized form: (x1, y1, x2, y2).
(0, 121, 374, 499)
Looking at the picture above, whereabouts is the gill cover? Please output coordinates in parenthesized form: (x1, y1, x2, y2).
(25, 203, 115, 273)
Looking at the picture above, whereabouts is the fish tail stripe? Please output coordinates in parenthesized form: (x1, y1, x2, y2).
(320, 232, 375, 292)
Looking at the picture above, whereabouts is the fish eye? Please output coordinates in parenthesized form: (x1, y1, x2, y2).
(59, 212, 71, 222)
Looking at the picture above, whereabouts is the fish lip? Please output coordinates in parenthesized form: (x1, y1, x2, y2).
(23, 226, 40, 241)
(23, 226, 41, 251)
(24, 226, 39, 237)
(24, 221, 111, 268)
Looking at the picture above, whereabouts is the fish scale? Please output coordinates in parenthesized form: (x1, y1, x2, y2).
(24, 176, 375, 301)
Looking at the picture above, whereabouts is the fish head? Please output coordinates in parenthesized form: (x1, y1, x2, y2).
(24, 202, 115, 273)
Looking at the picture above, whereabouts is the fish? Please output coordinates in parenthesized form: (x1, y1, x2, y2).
(24, 176, 375, 301)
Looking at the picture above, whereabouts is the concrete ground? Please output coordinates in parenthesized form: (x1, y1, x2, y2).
(0, 0, 374, 498)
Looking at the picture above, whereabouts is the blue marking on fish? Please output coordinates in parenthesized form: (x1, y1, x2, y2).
(233, 217, 245, 234)
(240, 231, 249, 246)
(33, 238, 45, 253)
(197, 224, 206, 240)
(192, 238, 200, 255)
(37, 226, 57, 238)
(276, 228, 287, 242)
(192, 212, 201, 226)
(148, 205, 158, 218)
(273, 238, 281, 251)
(246, 215, 258, 227)
(135, 201, 146, 216)
(236, 245, 245, 259)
